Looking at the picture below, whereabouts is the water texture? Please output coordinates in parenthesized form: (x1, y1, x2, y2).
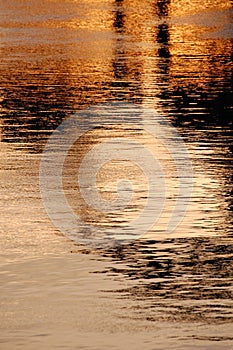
(0, 0, 233, 349)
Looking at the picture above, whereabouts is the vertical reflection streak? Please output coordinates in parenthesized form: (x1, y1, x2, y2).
(111, 0, 142, 102)
(156, 1, 171, 98)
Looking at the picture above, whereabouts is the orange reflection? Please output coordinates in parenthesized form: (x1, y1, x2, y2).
(0, 0, 232, 240)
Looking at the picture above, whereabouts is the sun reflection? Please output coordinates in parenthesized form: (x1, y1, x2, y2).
(170, 0, 231, 17)
(62, 125, 180, 233)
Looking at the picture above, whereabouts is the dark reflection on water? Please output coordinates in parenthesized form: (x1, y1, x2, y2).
(1, 0, 233, 336)
(87, 234, 233, 323)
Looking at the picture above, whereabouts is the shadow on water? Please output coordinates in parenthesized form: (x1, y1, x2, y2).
(74, 234, 233, 324)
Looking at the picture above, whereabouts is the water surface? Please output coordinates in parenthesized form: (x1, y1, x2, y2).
(0, 0, 233, 349)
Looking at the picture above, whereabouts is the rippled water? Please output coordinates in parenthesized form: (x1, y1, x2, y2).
(0, 0, 233, 349)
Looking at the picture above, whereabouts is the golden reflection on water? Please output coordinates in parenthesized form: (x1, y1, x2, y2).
(0, 0, 232, 238)
(1, 0, 232, 111)
(170, 0, 231, 16)
(0, 0, 233, 347)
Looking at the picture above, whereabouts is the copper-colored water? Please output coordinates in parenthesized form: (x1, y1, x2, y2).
(0, 1, 232, 349)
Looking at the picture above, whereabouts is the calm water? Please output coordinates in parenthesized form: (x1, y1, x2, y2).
(0, 0, 233, 349)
